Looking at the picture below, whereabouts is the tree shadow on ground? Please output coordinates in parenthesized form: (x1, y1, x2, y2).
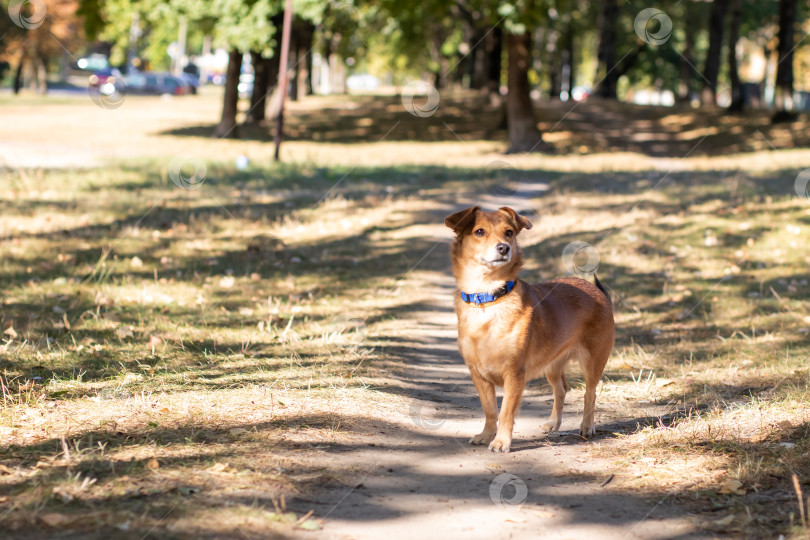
(160, 93, 810, 157)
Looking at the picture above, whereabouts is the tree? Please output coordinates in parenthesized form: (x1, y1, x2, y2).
(211, 0, 324, 136)
(678, 1, 699, 103)
(245, 13, 283, 126)
(505, 30, 542, 152)
(495, 1, 548, 153)
(701, 0, 730, 105)
(2, 0, 84, 95)
(772, 0, 797, 123)
(727, 0, 744, 112)
(214, 49, 243, 137)
(594, 0, 618, 98)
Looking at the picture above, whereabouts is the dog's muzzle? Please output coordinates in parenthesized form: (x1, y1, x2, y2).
(482, 243, 512, 266)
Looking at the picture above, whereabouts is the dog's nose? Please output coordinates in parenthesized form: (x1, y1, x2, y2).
(496, 243, 510, 256)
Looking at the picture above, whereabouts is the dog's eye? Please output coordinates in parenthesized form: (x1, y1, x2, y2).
(505, 230, 514, 238)
(474, 228, 485, 237)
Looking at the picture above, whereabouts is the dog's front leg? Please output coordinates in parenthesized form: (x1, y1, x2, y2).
(468, 370, 498, 446)
(489, 373, 525, 453)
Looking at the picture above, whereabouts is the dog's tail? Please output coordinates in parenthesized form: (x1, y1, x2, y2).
(593, 274, 610, 302)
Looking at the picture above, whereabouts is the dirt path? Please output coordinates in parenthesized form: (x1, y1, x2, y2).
(286, 190, 713, 539)
(288, 273, 708, 539)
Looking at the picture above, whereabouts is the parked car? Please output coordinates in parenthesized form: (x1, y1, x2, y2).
(89, 68, 124, 96)
(125, 72, 192, 96)
(89, 68, 121, 87)
(571, 86, 591, 102)
(76, 54, 109, 72)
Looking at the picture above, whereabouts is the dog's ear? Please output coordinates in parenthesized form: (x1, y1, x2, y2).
(499, 207, 533, 232)
(445, 206, 480, 234)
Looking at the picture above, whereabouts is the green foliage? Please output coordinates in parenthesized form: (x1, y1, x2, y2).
(77, 0, 105, 40)
(94, 0, 327, 70)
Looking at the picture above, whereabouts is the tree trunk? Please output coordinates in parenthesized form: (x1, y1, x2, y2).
(13, 47, 25, 95)
(505, 31, 542, 153)
(466, 27, 482, 89)
(594, 0, 618, 99)
(294, 20, 314, 99)
(727, 0, 744, 112)
(700, 0, 730, 106)
(547, 26, 562, 99)
(245, 51, 269, 124)
(562, 13, 574, 100)
(289, 21, 299, 102)
(429, 26, 449, 89)
(304, 22, 314, 95)
(485, 25, 503, 96)
(772, 0, 796, 122)
(678, 3, 697, 102)
(35, 53, 47, 95)
(213, 49, 243, 139)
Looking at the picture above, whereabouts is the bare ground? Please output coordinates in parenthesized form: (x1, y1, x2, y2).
(291, 275, 710, 540)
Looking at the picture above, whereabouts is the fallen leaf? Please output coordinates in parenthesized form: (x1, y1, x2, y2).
(40, 513, 71, 527)
(655, 378, 675, 387)
(115, 326, 134, 339)
(147, 335, 162, 347)
(713, 514, 735, 527)
(618, 362, 635, 371)
(130, 256, 143, 268)
(52, 486, 74, 503)
(0, 495, 9, 504)
(0, 464, 13, 475)
(146, 458, 159, 471)
(719, 479, 744, 495)
(219, 276, 235, 288)
(3, 326, 17, 338)
(208, 462, 229, 473)
(296, 519, 322, 531)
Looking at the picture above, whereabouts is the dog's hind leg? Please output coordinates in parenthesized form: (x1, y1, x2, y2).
(579, 349, 608, 437)
(541, 360, 568, 434)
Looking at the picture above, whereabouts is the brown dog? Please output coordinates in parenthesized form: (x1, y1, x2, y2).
(445, 206, 615, 453)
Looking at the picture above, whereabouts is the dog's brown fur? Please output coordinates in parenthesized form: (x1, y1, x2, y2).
(445, 206, 615, 453)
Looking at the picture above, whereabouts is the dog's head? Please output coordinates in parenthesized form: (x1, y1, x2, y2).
(445, 206, 533, 273)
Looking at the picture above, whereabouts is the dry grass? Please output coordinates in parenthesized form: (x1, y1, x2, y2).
(2, 90, 810, 537)
(0, 152, 446, 535)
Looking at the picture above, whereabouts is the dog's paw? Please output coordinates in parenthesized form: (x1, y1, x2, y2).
(469, 431, 496, 445)
(488, 436, 511, 453)
(541, 421, 560, 434)
(579, 424, 595, 437)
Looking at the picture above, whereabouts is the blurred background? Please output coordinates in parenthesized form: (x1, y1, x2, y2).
(2, 0, 809, 152)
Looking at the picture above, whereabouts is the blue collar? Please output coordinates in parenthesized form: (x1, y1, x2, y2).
(460, 281, 515, 306)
